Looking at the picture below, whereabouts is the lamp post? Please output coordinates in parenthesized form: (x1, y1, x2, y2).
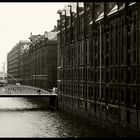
(76, 2, 79, 42)
(34, 42, 36, 87)
(43, 31, 48, 90)
(31, 43, 35, 87)
(29, 43, 32, 86)
(38, 35, 41, 89)
(41, 37, 43, 89)
(57, 9, 62, 68)
(57, 9, 64, 108)
(29, 33, 34, 86)
(125, 1, 131, 126)
(68, 5, 72, 44)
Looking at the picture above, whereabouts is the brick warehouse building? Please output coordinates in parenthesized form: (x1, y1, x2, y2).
(7, 28, 57, 91)
(7, 40, 30, 84)
(57, 2, 140, 133)
(20, 30, 57, 90)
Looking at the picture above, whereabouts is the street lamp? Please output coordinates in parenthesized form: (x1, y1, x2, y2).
(29, 43, 32, 86)
(57, 9, 63, 94)
(33, 42, 36, 87)
(42, 31, 48, 89)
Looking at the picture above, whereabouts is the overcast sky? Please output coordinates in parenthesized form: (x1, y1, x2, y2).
(0, 2, 69, 71)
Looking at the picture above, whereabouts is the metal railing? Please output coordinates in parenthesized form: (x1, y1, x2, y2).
(0, 85, 57, 96)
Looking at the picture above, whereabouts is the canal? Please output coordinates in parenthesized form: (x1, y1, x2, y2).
(0, 97, 116, 137)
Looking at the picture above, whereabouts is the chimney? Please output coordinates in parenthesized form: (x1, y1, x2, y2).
(57, 20, 60, 31)
(29, 32, 32, 42)
(30, 32, 32, 37)
(54, 25, 57, 31)
(44, 31, 48, 40)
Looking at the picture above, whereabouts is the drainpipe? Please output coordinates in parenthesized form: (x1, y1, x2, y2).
(99, 21, 102, 100)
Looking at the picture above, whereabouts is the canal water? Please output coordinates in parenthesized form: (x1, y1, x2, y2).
(0, 97, 115, 137)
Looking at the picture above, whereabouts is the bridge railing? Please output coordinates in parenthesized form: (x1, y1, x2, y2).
(0, 85, 58, 96)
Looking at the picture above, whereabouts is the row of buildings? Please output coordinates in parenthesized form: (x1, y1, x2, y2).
(7, 26, 57, 90)
(57, 2, 140, 133)
(7, 2, 140, 134)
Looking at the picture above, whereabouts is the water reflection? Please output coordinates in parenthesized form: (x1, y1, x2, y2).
(0, 98, 114, 137)
(0, 98, 38, 110)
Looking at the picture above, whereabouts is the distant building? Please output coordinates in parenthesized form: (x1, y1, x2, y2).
(21, 27, 57, 90)
(7, 40, 30, 84)
(7, 25, 57, 89)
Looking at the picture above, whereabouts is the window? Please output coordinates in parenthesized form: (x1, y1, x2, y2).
(132, 91, 136, 106)
(101, 87, 104, 101)
(134, 67, 136, 81)
(114, 89, 118, 102)
(110, 88, 112, 102)
(121, 19, 124, 64)
(81, 18, 84, 34)
(110, 69, 112, 81)
(110, 24, 113, 65)
(127, 70, 130, 83)
(121, 89, 124, 104)
(116, 69, 117, 82)
(116, 22, 118, 65)
(86, 13, 90, 36)
(134, 14, 137, 63)
(121, 69, 124, 82)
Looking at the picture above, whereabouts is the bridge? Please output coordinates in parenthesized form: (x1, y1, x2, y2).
(0, 84, 57, 97)
(0, 84, 58, 109)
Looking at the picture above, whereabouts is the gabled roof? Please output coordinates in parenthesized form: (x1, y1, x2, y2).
(51, 35, 57, 40)
(95, 2, 137, 22)
(119, 3, 125, 10)
(61, 2, 84, 16)
(129, 2, 136, 6)
(95, 12, 104, 22)
(62, 5, 70, 16)
(29, 35, 40, 42)
(47, 32, 57, 40)
(107, 5, 118, 16)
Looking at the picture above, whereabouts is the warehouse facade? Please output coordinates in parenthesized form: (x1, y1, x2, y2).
(27, 32, 57, 90)
(7, 40, 30, 84)
(57, 2, 140, 132)
(7, 29, 57, 91)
